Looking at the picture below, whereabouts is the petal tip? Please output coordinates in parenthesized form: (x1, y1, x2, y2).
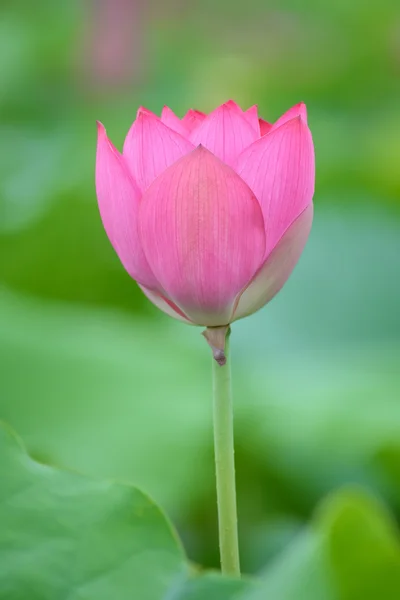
(96, 120, 106, 135)
(296, 102, 307, 121)
(96, 121, 115, 152)
(193, 144, 215, 159)
(187, 108, 206, 117)
(136, 106, 157, 120)
(223, 99, 242, 112)
(283, 114, 304, 130)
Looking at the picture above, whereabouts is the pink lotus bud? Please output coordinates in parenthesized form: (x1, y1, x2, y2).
(95, 101, 315, 326)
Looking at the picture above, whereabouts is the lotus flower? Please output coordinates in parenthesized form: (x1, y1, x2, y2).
(95, 100, 314, 326)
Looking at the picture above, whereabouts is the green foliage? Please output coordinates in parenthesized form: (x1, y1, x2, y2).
(321, 492, 400, 600)
(2, 421, 400, 598)
(0, 423, 187, 599)
(0, 422, 257, 599)
(247, 491, 400, 600)
(1, 0, 400, 594)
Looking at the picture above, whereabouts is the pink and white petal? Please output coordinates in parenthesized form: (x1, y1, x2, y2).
(270, 102, 307, 132)
(259, 118, 272, 136)
(244, 105, 261, 134)
(139, 146, 266, 326)
(161, 105, 189, 137)
(236, 116, 315, 255)
(123, 108, 194, 191)
(190, 102, 259, 167)
(181, 109, 206, 133)
(139, 285, 193, 324)
(95, 122, 159, 289)
(232, 204, 313, 321)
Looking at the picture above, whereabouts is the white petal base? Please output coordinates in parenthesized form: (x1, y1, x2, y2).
(139, 285, 193, 324)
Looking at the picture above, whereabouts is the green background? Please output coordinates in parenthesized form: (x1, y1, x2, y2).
(0, 0, 399, 597)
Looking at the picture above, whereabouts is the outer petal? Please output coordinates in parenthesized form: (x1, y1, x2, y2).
(123, 108, 194, 191)
(139, 285, 193, 324)
(95, 122, 159, 289)
(181, 109, 206, 133)
(161, 105, 189, 137)
(139, 146, 266, 326)
(236, 115, 315, 255)
(190, 102, 259, 167)
(259, 118, 272, 136)
(270, 102, 307, 132)
(232, 204, 313, 321)
(244, 105, 261, 134)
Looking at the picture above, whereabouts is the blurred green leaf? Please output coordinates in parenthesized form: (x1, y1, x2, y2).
(6, 405, 400, 600)
(0, 422, 187, 600)
(168, 573, 254, 599)
(374, 444, 400, 510)
(0, 421, 257, 599)
(0, 288, 211, 519)
(245, 489, 400, 600)
(243, 529, 334, 600)
(320, 490, 400, 600)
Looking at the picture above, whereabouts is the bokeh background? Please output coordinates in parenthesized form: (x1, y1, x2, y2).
(1, 0, 400, 587)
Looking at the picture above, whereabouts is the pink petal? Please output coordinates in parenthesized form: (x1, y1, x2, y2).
(139, 285, 193, 324)
(223, 101, 259, 134)
(244, 105, 261, 134)
(270, 102, 307, 132)
(161, 105, 189, 137)
(236, 115, 315, 255)
(136, 106, 159, 118)
(182, 109, 206, 133)
(232, 204, 313, 321)
(190, 102, 259, 167)
(123, 107, 194, 191)
(139, 146, 266, 326)
(221, 99, 246, 114)
(95, 122, 159, 289)
(259, 118, 272, 136)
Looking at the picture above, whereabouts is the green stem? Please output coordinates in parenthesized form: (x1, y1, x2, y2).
(212, 334, 240, 576)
